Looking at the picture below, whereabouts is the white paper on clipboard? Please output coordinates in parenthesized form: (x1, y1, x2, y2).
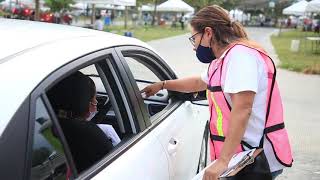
(191, 149, 256, 180)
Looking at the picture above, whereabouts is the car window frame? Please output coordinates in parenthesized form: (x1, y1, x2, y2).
(25, 48, 148, 179)
(114, 46, 185, 129)
(0, 96, 30, 180)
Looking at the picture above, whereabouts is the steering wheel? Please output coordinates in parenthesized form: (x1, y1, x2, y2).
(93, 96, 112, 123)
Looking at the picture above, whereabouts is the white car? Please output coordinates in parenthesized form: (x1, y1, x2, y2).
(0, 19, 209, 180)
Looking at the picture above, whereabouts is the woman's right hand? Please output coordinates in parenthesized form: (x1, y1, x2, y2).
(141, 82, 163, 98)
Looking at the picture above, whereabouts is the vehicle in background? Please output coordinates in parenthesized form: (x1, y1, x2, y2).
(39, 11, 54, 23)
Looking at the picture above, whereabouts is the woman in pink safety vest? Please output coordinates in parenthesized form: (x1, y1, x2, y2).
(142, 5, 292, 180)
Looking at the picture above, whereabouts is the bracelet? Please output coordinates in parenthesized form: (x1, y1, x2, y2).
(161, 80, 167, 90)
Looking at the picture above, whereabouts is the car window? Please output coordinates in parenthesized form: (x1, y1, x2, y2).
(79, 64, 98, 76)
(125, 57, 160, 88)
(31, 97, 68, 180)
(44, 61, 135, 175)
(123, 55, 169, 118)
(80, 64, 127, 136)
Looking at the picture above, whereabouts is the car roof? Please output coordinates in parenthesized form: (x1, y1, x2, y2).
(0, 18, 153, 63)
(0, 19, 158, 136)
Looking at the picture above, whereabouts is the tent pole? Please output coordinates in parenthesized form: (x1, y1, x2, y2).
(91, 4, 95, 25)
(152, 0, 157, 26)
(35, 0, 40, 21)
(125, 6, 128, 29)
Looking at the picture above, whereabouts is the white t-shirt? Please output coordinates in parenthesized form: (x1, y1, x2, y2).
(94, 20, 104, 31)
(97, 124, 121, 146)
(201, 45, 284, 172)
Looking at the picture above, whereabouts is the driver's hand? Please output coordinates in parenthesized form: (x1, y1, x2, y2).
(141, 82, 163, 98)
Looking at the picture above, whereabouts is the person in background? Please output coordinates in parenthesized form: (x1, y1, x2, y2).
(94, 14, 104, 31)
(110, 10, 115, 24)
(180, 12, 186, 30)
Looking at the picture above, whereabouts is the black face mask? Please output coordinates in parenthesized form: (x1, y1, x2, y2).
(196, 34, 216, 64)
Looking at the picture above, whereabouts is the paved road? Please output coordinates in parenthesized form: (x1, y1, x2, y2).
(148, 27, 320, 179)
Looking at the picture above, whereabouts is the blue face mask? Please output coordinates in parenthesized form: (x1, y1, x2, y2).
(196, 34, 216, 64)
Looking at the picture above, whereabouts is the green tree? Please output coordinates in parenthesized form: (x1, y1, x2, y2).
(44, 0, 75, 12)
(137, 0, 155, 6)
(221, 0, 242, 10)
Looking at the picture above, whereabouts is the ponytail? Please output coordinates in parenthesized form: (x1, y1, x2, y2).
(231, 21, 248, 39)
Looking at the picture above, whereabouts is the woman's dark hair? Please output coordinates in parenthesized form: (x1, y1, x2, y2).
(48, 71, 96, 118)
(191, 5, 248, 46)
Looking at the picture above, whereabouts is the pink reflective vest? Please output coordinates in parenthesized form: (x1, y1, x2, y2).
(207, 43, 293, 167)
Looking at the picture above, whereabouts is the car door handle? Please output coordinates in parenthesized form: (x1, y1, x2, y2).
(168, 138, 178, 155)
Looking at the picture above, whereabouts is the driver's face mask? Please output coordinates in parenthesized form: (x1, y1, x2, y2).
(86, 99, 98, 121)
(86, 111, 97, 121)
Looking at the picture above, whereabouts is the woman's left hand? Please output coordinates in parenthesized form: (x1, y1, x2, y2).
(203, 159, 228, 180)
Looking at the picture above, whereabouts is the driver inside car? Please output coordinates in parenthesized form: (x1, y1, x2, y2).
(86, 76, 121, 146)
(48, 71, 119, 172)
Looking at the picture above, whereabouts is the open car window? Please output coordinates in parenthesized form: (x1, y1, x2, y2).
(125, 57, 160, 85)
(45, 62, 126, 175)
(123, 55, 170, 119)
(30, 56, 141, 178)
(80, 64, 127, 138)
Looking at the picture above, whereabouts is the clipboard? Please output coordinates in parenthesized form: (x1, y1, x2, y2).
(191, 148, 263, 180)
(219, 148, 263, 178)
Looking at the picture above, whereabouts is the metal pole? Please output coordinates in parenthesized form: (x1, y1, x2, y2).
(124, 6, 128, 29)
(152, 0, 157, 26)
(91, 4, 95, 25)
(9, 0, 12, 15)
(35, 0, 40, 21)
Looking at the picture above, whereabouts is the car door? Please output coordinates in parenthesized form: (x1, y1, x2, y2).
(25, 48, 170, 180)
(115, 46, 210, 180)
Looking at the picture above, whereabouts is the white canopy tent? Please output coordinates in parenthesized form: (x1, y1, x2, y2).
(229, 9, 248, 23)
(73, 0, 135, 27)
(95, 4, 125, 10)
(70, 2, 87, 10)
(75, 0, 135, 6)
(282, 0, 309, 16)
(0, 0, 47, 10)
(140, 4, 154, 12)
(0, 0, 14, 7)
(306, 0, 320, 13)
(157, 0, 194, 13)
(0, 0, 44, 7)
(71, 2, 129, 10)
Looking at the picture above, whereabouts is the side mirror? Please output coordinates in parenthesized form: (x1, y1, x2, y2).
(170, 90, 207, 101)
